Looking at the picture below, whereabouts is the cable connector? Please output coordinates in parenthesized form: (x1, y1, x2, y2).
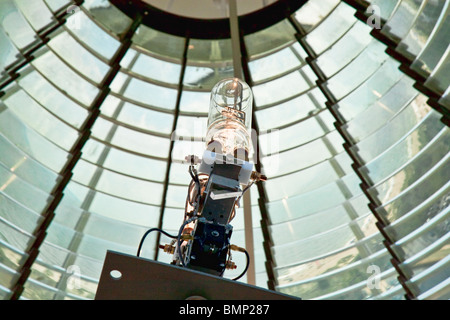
(250, 171, 267, 182)
(185, 155, 200, 165)
(159, 234, 192, 254)
(159, 244, 175, 254)
(226, 260, 237, 270)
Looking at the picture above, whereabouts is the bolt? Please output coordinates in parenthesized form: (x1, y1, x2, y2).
(211, 230, 219, 237)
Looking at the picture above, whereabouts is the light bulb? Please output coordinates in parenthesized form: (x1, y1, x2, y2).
(205, 78, 253, 160)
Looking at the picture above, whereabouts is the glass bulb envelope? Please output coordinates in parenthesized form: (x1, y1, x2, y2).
(205, 78, 253, 160)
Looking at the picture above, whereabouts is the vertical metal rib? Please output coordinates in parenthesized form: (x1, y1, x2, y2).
(0, 0, 85, 93)
(342, 0, 449, 126)
(154, 36, 190, 261)
(8, 12, 143, 300)
(229, 0, 256, 285)
(288, 15, 417, 300)
(238, 24, 277, 291)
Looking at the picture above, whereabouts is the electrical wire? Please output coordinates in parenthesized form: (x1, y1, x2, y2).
(189, 164, 200, 198)
(228, 180, 254, 224)
(137, 228, 178, 257)
(237, 180, 254, 203)
(187, 164, 203, 216)
(177, 215, 199, 268)
(232, 248, 250, 281)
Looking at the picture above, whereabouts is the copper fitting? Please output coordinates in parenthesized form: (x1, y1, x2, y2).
(181, 234, 194, 241)
(226, 261, 237, 270)
(230, 244, 246, 252)
(159, 244, 175, 254)
(250, 171, 267, 182)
